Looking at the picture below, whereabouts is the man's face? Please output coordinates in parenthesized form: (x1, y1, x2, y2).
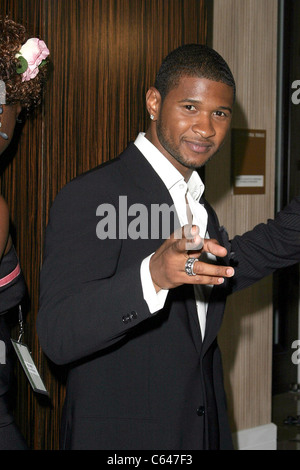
(151, 77, 234, 177)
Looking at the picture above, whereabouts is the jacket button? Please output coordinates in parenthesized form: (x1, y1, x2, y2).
(130, 311, 138, 319)
(122, 315, 130, 324)
(197, 406, 205, 416)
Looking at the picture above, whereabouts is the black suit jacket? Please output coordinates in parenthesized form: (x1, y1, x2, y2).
(37, 143, 300, 450)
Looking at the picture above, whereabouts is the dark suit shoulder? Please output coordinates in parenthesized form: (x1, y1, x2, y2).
(51, 144, 138, 210)
(46, 143, 150, 239)
(274, 196, 300, 231)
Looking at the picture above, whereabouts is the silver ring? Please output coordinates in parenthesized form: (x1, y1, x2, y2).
(185, 257, 198, 276)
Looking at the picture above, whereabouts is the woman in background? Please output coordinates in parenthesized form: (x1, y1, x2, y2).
(0, 16, 49, 449)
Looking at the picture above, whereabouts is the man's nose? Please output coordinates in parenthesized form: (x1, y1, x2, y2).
(192, 115, 215, 138)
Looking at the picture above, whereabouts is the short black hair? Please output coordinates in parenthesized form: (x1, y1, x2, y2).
(154, 43, 236, 103)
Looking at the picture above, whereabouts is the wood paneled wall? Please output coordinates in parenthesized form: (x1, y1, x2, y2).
(206, 0, 278, 435)
(0, 0, 207, 450)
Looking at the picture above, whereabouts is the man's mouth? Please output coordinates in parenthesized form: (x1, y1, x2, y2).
(184, 140, 212, 153)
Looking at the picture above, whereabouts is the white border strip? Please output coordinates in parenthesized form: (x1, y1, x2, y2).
(232, 423, 277, 450)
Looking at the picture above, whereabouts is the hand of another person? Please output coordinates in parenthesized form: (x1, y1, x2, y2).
(149, 225, 234, 292)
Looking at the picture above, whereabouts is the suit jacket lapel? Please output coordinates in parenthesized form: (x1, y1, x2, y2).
(120, 143, 174, 204)
(119, 143, 181, 253)
(184, 284, 203, 353)
(202, 199, 231, 354)
(180, 198, 230, 355)
(184, 198, 232, 355)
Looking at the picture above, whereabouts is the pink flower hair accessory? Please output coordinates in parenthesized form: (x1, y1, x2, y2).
(15, 38, 50, 82)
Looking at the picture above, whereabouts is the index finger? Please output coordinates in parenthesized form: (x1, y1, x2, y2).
(202, 238, 228, 258)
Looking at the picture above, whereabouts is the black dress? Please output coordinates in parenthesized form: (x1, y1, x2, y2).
(0, 246, 27, 449)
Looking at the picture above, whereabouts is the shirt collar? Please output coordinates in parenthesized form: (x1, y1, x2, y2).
(134, 132, 205, 201)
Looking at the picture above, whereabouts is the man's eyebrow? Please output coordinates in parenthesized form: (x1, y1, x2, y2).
(178, 99, 232, 114)
(219, 105, 232, 114)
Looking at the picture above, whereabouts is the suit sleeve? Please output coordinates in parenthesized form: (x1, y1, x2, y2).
(230, 197, 300, 292)
(37, 179, 156, 365)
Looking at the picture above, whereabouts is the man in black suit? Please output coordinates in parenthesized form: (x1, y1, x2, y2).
(37, 44, 300, 450)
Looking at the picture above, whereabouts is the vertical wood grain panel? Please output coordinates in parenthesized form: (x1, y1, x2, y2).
(206, 0, 278, 433)
(1, 0, 207, 449)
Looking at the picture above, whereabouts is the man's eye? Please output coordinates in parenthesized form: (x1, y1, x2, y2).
(214, 110, 227, 117)
(185, 105, 196, 111)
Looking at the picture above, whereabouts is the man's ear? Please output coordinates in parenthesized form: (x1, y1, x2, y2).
(146, 87, 161, 121)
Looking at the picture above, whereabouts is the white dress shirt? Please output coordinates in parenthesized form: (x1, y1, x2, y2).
(134, 132, 213, 339)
